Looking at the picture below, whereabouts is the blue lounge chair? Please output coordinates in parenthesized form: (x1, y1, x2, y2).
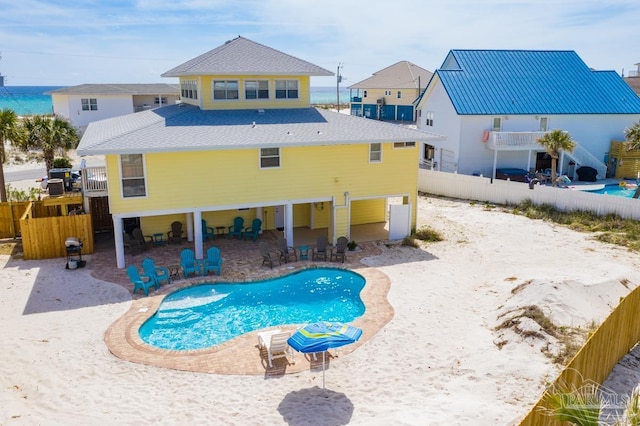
(142, 257, 170, 287)
(203, 247, 223, 276)
(228, 217, 244, 239)
(244, 218, 262, 242)
(202, 219, 216, 241)
(180, 248, 202, 278)
(126, 265, 158, 296)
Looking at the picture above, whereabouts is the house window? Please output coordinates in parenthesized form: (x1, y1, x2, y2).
(369, 143, 382, 162)
(384, 90, 391, 96)
(539, 117, 548, 131)
(425, 111, 434, 127)
(154, 97, 167, 104)
(213, 80, 239, 100)
(120, 154, 146, 197)
(81, 98, 97, 111)
(397, 91, 402, 99)
(393, 142, 416, 148)
(260, 147, 280, 168)
(181, 80, 198, 99)
(275, 80, 298, 99)
(245, 80, 269, 100)
(492, 117, 502, 131)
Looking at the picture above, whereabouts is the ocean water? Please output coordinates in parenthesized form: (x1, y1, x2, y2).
(0, 85, 351, 116)
(0, 86, 61, 115)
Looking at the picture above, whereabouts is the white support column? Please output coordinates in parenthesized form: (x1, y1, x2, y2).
(256, 208, 263, 234)
(113, 215, 125, 269)
(492, 150, 498, 181)
(186, 213, 194, 242)
(193, 211, 203, 259)
(285, 203, 294, 245)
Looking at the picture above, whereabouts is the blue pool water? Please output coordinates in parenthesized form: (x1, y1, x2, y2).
(139, 268, 366, 351)
(586, 184, 637, 198)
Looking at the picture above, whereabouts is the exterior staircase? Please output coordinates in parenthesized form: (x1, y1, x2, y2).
(563, 143, 607, 180)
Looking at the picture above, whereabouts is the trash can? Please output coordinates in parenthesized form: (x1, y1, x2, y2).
(49, 168, 72, 191)
(48, 178, 64, 196)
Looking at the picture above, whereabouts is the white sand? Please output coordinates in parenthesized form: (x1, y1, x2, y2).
(2, 193, 640, 424)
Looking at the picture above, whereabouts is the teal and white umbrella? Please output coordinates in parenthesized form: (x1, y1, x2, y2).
(287, 322, 362, 390)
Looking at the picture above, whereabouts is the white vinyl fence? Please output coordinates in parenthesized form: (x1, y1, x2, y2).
(418, 169, 640, 220)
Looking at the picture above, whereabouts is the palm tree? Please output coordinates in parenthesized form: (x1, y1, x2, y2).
(537, 129, 577, 187)
(624, 120, 640, 199)
(19, 115, 79, 175)
(0, 108, 23, 202)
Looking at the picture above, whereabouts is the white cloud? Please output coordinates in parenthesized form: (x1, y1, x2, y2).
(0, 0, 638, 85)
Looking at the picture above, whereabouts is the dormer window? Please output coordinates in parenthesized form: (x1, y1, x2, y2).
(213, 80, 239, 100)
(275, 80, 298, 99)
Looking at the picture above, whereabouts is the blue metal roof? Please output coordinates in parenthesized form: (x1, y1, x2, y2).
(436, 50, 640, 115)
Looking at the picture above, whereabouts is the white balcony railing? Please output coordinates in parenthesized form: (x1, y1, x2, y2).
(484, 131, 550, 151)
(81, 166, 108, 193)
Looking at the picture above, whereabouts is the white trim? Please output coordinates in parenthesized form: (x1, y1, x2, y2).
(118, 153, 148, 199)
(369, 142, 382, 163)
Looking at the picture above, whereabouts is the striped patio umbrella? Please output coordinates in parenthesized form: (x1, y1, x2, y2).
(287, 322, 362, 390)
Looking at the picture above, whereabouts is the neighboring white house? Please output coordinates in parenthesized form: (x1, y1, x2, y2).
(416, 50, 640, 180)
(46, 83, 180, 132)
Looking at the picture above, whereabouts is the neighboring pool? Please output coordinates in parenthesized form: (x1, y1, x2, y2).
(585, 184, 638, 198)
(139, 268, 366, 351)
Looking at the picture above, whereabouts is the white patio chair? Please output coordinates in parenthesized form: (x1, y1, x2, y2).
(257, 330, 294, 368)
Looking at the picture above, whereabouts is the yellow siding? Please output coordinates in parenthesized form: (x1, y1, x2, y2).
(361, 88, 420, 107)
(293, 204, 310, 227)
(107, 143, 418, 216)
(140, 214, 187, 236)
(312, 202, 330, 229)
(351, 199, 386, 225)
(184, 75, 311, 110)
(334, 207, 349, 239)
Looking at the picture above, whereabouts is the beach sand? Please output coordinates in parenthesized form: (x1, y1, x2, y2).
(2, 188, 640, 425)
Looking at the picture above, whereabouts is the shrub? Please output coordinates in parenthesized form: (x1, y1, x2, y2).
(53, 157, 72, 169)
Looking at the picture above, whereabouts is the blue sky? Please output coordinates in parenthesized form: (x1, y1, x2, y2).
(0, 0, 639, 87)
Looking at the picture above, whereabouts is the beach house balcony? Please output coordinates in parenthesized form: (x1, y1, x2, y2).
(81, 166, 108, 194)
(484, 131, 549, 151)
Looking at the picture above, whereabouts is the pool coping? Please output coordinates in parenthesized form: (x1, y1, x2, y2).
(104, 265, 393, 375)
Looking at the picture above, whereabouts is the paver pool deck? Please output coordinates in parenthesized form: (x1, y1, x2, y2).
(93, 233, 393, 376)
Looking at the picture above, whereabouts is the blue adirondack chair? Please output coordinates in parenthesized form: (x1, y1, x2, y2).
(227, 217, 244, 239)
(202, 219, 216, 241)
(126, 265, 158, 296)
(141, 257, 170, 287)
(180, 248, 202, 278)
(203, 246, 223, 276)
(244, 218, 262, 242)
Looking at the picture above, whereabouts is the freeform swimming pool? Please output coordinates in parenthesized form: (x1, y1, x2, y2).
(139, 268, 366, 351)
(585, 183, 638, 198)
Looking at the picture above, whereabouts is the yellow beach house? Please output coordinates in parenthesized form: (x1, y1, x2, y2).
(76, 36, 444, 268)
(349, 61, 432, 122)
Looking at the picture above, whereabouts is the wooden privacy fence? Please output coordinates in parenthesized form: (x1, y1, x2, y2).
(20, 205, 94, 260)
(0, 201, 30, 238)
(519, 285, 640, 425)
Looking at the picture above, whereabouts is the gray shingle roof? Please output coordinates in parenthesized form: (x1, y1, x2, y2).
(348, 61, 432, 90)
(77, 104, 443, 155)
(161, 36, 334, 77)
(45, 84, 179, 95)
